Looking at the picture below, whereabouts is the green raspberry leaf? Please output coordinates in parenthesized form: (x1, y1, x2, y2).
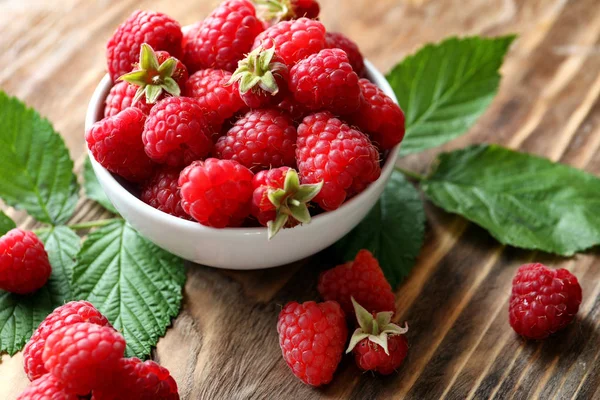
(0, 212, 16, 236)
(335, 171, 426, 288)
(0, 226, 80, 355)
(83, 157, 118, 214)
(387, 35, 515, 156)
(72, 220, 185, 358)
(0, 92, 79, 224)
(422, 144, 600, 256)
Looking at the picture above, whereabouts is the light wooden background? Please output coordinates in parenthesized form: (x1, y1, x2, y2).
(1, 0, 600, 398)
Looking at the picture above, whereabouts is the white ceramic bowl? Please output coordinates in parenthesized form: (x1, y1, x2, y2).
(85, 60, 400, 269)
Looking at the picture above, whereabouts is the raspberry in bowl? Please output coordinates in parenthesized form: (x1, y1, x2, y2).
(85, 16, 404, 270)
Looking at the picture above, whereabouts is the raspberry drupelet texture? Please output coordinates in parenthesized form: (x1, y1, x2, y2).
(352, 333, 408, 375)
(350, 78, 406, 150)
(252, 18, 326, 66)
(86, 107, 155, 182)
(43, 322, 126, 395)
(104, 81, 153, 118)
(185, 69, 247, 132)
(183, 0, 264, 72)
(24, 301, 110, 381)
(17, 373, 78, 400)
(140, 167, 191, 220)
(318, 249, 396, 315)
(289, 48, 362, 115)
(509, 263, 582, 339)
(182, 20, 203, 49)
(179, 158, 254, 228)
(0, 229, 51, 295)
(296, 112, 381, 211)
(106, 10, 182, 81)
(277, 95, 310, 122)
(325, 31, 365, 76)
(256, 0, 320, 24)
(215, 109, 297, 171)
(143, 97, 213, 167)
(91, 358, 179, 400)
(277, 301, 347, 386)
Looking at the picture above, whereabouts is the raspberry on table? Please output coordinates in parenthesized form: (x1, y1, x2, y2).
(350, 78, 406, 150)
(296, 112, 381, 211)
(277, 300, 347, 386)
(184, 0, 264, 72)
(251, 167, 322, 238)
(185, 69, 247, 133)
(179, 158, 254, 228)
(215, 109, 297, 172)
(142, 97, 213, 167)
(104, 81, 152, 118)
(289, 48, 362, 115)
(256, 0, 320, 24)
(86, 107, 155, 182)
(325, 31, 365, 76)
(0, 229, 51, 295)
(252, 18, 326, 66)
(318, 249, 396, 316)
(347, 298, 409, 375)
(140, 167, 191, 220)
(106, 10, 183, 81)
(43, 322, 126, 395)
(509, 263, 582, 340)
(92, 357, 179, 400)
(17, 373, 78, 400)
(23, 301, 110, 381)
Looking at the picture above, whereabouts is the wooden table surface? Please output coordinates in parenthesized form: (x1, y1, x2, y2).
(2, 0, 600, 398)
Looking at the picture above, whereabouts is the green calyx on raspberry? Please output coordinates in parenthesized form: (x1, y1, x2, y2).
(254, 0, 294, 23)
(346, 297, 408, 355)
(267, 168, 323, 240)
(229, 46, 287, 97)
(119, 43, 181, 105)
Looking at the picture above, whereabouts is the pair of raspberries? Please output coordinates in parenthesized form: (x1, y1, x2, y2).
(17, 301, 178, 399)
(86, 0, 407, 238)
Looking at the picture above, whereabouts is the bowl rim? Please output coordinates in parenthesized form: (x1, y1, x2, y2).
(85, 59, 401, 237)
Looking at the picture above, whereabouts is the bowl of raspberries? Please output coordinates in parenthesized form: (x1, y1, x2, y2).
(85, 0, 406, 269)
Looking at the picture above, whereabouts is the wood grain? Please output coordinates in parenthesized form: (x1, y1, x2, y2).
(1, 0, 600, 398)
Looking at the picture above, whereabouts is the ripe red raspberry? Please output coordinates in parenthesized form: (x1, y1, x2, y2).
(183, 0, 264, 72)
(296, 112, 381, 211)
(252, 18, 326, 66)
(277, 301, 347, 386)
(256, 0, 320, 24)
(325, 31, 365, 76)
(17, 374, 78, 400)
(215, 109, 296, 172)
(43, 322, 126, 395)
(91, 358, 179, 400)
(104, 81, 152, 118)
(0, 229, 51, 295)
(185, 69, 246, 132)
(347, 298, 409, 375)
(251, 167, 322, 238)
(143, 97, 213, 167)
(182, 20, 203, 49)
(509, 263, 582, 339)
(318, 249, 395, 315)
(87, 107, 155, 182)
(23, 301, 110, 381)
(106, 10, 183, 81)
(229, 47, 289, 109)
(350, 78, 406, 150)
(290, 48, 362, 115)
(179, 158, 254, 228)
(140, 168, 191, 220)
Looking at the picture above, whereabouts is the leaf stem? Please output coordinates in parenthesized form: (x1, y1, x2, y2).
(33, 218, 121, 234)
(395, 166, 425, 182)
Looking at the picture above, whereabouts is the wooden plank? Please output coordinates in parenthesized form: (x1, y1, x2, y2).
(1, 0, 600, 398)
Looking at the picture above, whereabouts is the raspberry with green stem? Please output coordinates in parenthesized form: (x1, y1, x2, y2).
(119, 43, 184, 105)
(255, 0, 320, 24)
